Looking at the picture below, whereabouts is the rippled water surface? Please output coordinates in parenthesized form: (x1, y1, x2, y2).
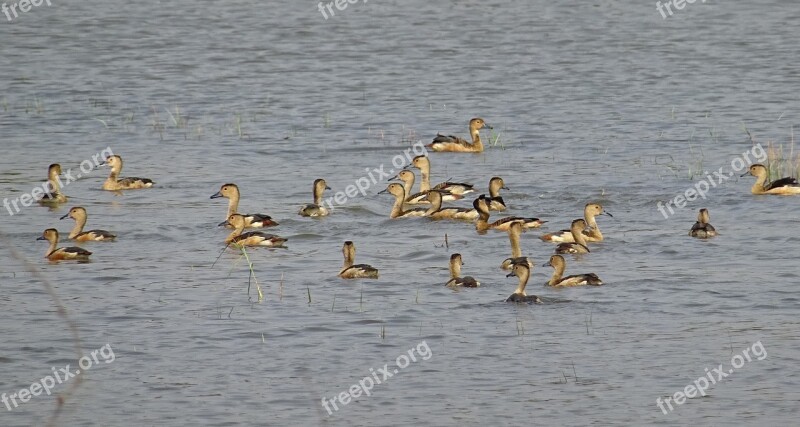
(2, 0, 799, 425)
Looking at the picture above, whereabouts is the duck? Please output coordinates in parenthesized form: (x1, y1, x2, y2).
(427, 118, 492, 153)
(541, 203, 612, 243)
(689, 208, 717, 238)
(485, 177, 509, 211)
(544, 255, 603, 287)
(37, 163, 68, 205)
(474, 195, 546, 233)
(59, 207, 116, 241)
(554, 219, 591, 254)
(100, 155, 154, 191)
(425, 190, 478, 220)
(37, 228, 92, 261)
(500, 222, 533, 270)
(378, 183, 430, 219)
(388, 170, 463, 204)
(740, 164, 800, 195)
(219, 214, 287, 247)
(505, 263, 542, 303)
(211, 183, 278, 228)
(445, 253, 480, 287)
(338, 241, 379, 279)
(299, 178, 331, 217)
(407, 155, 474, 195)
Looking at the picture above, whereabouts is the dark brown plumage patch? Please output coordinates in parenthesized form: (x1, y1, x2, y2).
(506, 293, 542, 303)
(766, 177, 799, 190)
(555, 243, 590, 254)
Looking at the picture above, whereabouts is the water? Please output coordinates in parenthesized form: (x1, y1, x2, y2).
(2, 0, 799, 425)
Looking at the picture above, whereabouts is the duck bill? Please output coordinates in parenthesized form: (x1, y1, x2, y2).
(210, 191, 223, 199)
(218, 220, 230, 227)
(506, 272, 516, 278)
(59, 213, 70, 220)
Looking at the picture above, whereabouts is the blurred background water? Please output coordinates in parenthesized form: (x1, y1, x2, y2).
(1, 0, 799, 425)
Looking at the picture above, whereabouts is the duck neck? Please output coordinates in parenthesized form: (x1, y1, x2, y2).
(47, 173, 62, 195)
(45, 238, 57, 257)
(471, 130, 484, 151)
(68, 216, 86, 239)
(752, 173, 768, 194)
(489, 181, 501, 198)
(585, 213, 602, 240)
(390, 193, 407, 218)
(402, 176, 414, 198)
(548, 263, 565, 286)
(227, 193, 240, 218)
(449, 259, 461, 279)
(509, 229, 522, 258)
(106, 167, 119, 184)
(225, 224, 244, 244)
(313, 186, 324, 205)
(428, 193, 442, 213)
(343, 249, 354, 269)
(475, 204, 490, 231)
(513, 270, 529, 295)
(573, 225, 589, 247)
(418, 163, 431, 192)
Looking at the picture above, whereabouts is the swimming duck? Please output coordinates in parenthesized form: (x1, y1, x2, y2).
(211, 183, 278, 228)
(338, 241, 379, 279)
(100, 155, 154, 191)
(37, 163, 68, 205)
(378, 183, 430, 219)
(37, 228, 92, 261)
(445, 253, 480, 287)
(219, 214, 287, 247)
(427, 118, 492, 153)
(388, 170, 463, 204)
(485, 177, 509, 211)
(59, 207, 116, 241)
(500, 222, 532, 270)
(554, 219, 591, 254)
(689, 208, 717, 238)
(541, 203, 612, 243)
(474, 195, 546, 233)
(299, 178, 331, 217)
(740, 164, 800, 195)
(506, 263, 542, 303)
(407, 155, 474, 195)
(426, 190, 478, 220)
(544, 255, 603, 287)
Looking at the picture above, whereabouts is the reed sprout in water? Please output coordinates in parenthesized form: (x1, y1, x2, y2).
(237, 245, 264, 303)
(212, 243, 264, 303)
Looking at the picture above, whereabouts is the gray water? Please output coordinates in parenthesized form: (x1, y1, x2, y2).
(1, 0, 799, 425)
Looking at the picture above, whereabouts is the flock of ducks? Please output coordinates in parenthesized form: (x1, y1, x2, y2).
(30, 118, 800, 303)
